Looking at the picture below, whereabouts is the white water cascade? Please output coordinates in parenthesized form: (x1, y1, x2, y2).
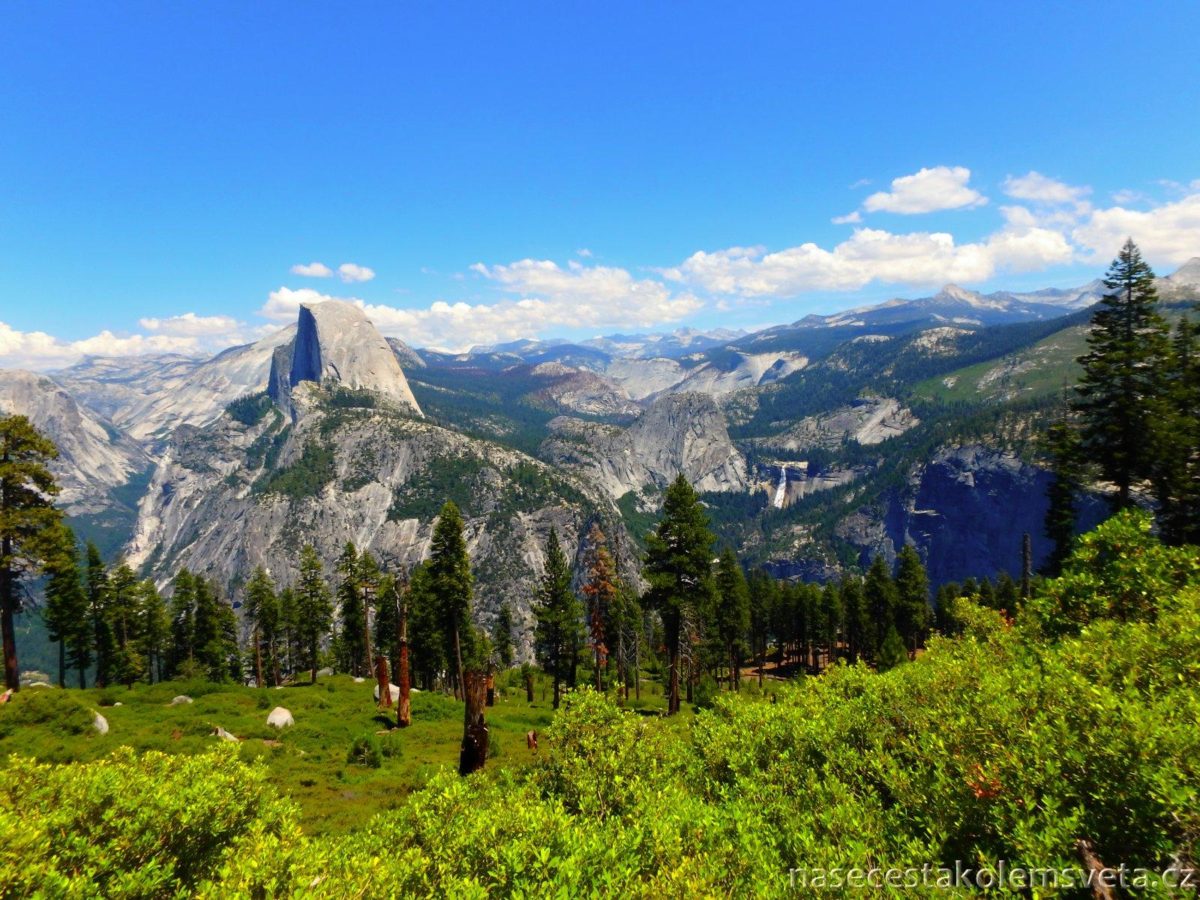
(772, 466, 788, 509)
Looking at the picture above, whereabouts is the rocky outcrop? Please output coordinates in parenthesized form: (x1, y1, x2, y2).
(833, 444, 1106, 585)
(0, 369, 150, 515)
(766, 397, 918, 453)
(127, 391, 632, 662)
(540, 393, 749, 499)
(525, 363, 642, 418)
(268, 302, 421, 419)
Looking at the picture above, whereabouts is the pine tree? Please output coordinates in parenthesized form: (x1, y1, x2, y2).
(877, 625, 907, 672)
(1072, 239, 1169, 508)
(168, 569, 197, 677)
(335, 542, 367, 676)
(644, 474, 716, 715)
(136, 578, 168, 684)
(429, 502, 474, 695)
(532, 530, 581, 709)
(893, 545, 930, 656)
(1044, 418, 1084, 575)
(1152, 317, 1200, 544)
(839, 576, 869, 664)
(86, 543, 114, 688)
(747, 569, 777, 686)
(713, 549, 750, 690)
(107, 564, 144, 688)
(407, 561, 445, 691)
(244, 567, 281, 686)
(863, 555, 898, 663)
(0, 415, 64, 691)
(41, 522, 87, 688)
(295, 545, 333, 684)
(492, 602, 514, 670)
(581, 523, 619, 691)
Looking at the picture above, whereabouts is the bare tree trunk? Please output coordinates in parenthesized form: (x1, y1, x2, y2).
(486, 672, 495, 707)
(667, 640, 680, 715)
(453, 626, 464, 702)
(524, 669, 534, 703)
(362, 583, 373, 678)
(458, 670, 489, 776)
(254, 625, 264, 688)
(397, 600, 411, 727)
(58, 640, 66, 689)
(375, 654, 392, 708)
(1, 546, 18, 692)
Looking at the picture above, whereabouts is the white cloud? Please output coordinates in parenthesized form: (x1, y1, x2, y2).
(0, 320, 201, 371)
(1071, 191, 1200, 267)
(862, 166, 987, 215)
(664, 221, 1072, 297)
(338, 263, 375, 283)
(576, 248, 593, 258)
(290, 262, 333, 278)
(1002, 171, 1090, 206)
(138, 312, 244, 338)
(832, 211, 862, 225)
(261, 258, 703, 351)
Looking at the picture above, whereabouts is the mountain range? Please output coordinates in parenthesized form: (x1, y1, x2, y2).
(3, 263, 1198, 653)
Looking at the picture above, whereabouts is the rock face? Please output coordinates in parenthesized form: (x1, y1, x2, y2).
(766, 397, 918, 453)
(127, 384, 632, 663)
(0, 369, 150, 515)
(267, 707, 294, 728)
(526, 363, 642, 418)
(56, 330, 296, 446)
(541, 393, 749, 499)
(269, 302, 421, 418)
(833, 444, 1107, 586)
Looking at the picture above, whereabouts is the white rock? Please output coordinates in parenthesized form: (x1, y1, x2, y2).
(170, 695, 193, 705)
(113, 702, 123, 707)
(267, 706, 294, 728)
(28, 682, 52, 689)
(316, 667, 334, 677)
(353, 677, 365, 683)
(92, 711, 109, 735)
(213, 726, 239, 742)
(373, 682, 402, 703)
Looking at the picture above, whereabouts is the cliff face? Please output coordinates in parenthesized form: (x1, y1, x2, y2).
(268, 302, 421, 418)
(540, 392, 749, 499)
(127, 391, 632, 661)
(0, 369, 149, 516)
(833, 444, 1107, 586)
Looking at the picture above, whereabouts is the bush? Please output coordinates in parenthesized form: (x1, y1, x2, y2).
(0, 689, 94, 739)
(692, 674, 718, 710)
(347, 733, 382, 768)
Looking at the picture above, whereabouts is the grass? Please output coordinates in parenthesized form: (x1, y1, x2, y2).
(0, 669, 682, 835)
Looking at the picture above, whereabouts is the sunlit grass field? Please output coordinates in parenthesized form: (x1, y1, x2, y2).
(0, 670, 683, 834)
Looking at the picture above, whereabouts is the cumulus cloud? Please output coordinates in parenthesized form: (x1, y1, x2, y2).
(290, 261, 333, 277)
(832, 211, 862, 225)
(138, 312, 244, 338)
(1002, 171, 1091, 206)
(1072, 190, 1200, 266)
(862, 166, 987, 214)
(261, 258, 703, 351)
(664, 222, 1072, 297)
(338, 263, 375, 283)
(0, 320, 201, 371)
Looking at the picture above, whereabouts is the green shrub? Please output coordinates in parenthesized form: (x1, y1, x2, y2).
(347, 733, 382, 768)
(0, 689, 94, 739)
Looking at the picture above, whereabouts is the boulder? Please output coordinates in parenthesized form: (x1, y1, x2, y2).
(316, 667, 334, 677)
(28, 682, 52, 689)
(170, 695, 193, 706)
(113, 702, 123, 707)
(353, 676, 365, 683)
(373, 682, 401, 704)
(267, 706, 294, 728)
(213, 726, 239, 742)
(92, 711, 109, 735)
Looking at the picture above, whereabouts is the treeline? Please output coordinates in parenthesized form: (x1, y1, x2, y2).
(1048, 239, 1200, 556)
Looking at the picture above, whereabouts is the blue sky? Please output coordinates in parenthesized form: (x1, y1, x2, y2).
(2, 1, 1198, 363)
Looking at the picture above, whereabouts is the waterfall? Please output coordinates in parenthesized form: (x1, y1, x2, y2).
(772, 466, 788, 509)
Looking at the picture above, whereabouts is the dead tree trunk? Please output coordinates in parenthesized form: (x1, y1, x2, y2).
(458, 670, 489, 776)
(375, 655, 392, 708)
(362, 582, 374, 680)
(524, 668, 534, 702)
(486, 672, 495, 707)
(397, 598, 411, 727)
(254, 626, 264, 688)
